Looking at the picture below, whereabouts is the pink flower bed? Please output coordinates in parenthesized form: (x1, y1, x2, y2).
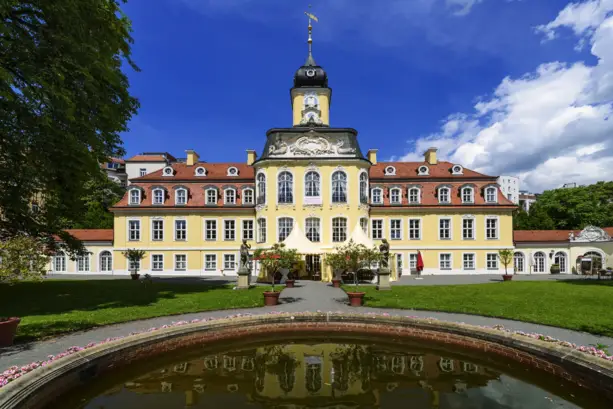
(1, 311, 612, 388)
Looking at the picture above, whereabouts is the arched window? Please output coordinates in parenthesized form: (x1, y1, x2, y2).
(77, 253, 90, 272)
(438, 187, 450, 204)
(371, 188, 383, 204)
(278, 217, 293, 241)
(331, 171, 347, 203)
(461, 187, 474, 203)
(485, 187, 497, 203)
(175, 188, 187, 205)
(533, 252, 546, 273)
(360, 217, 368, 234)
(257, 173, 266, 204)
(514, 252, 524, 273)
(129, 189, 141, 205)
(579, 251, 603, 275)
(100, 251, 112, 272)
(152, 188, 165, 205)
(554, 252, 567, 273)
(408, 188, 420, 204)
(390, 188, 401, 204)
(305, 217, 320, 242)
(224, 188, 236, 205)
(359, 173, 368, 204)
(304, 93, 319, 107)
(278, 172, 293, 204)
(305, 171, 320, 197)
(54, 252, 66, 272)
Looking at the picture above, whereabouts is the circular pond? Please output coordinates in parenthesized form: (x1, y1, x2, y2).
(45, 335, 608, 409)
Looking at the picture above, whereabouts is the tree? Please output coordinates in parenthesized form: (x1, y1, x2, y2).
(253, 243, 300, 292)
(0, 1, 139, 254)
(498, 249, 514, 276)
(69, 175, 125, 229)
(0, 235, 49, 284)
(122, 248, 145, 277)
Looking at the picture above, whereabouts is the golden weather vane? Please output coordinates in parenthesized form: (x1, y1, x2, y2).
(304, 4, 318, 58)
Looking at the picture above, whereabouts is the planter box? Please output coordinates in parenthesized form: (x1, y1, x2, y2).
(502, 274, 513, 282)
(347, 292, 365, 307)
(0, 317, 20, 347)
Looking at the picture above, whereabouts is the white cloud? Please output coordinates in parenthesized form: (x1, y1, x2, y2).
(398, 0, 613, 193)
(446, 0, 484, 16)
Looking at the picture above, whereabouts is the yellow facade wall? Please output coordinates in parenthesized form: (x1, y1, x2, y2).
(292, 92, 330, 126)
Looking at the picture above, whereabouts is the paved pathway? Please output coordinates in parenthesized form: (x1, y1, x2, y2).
(2, 280, 612, 369)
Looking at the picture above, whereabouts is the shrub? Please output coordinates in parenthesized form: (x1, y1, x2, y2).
(0, 235, 49, 285)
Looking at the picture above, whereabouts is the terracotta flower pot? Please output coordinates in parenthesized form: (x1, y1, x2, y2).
(331, 279, 342, 288)
(131, 273, 140, 281)
(502, 274, 513, 282)
(347, 292, 365, 307)
(263, 291, 280, 306)
(285, 280, 295, 288)
(0, 317, 21, 347)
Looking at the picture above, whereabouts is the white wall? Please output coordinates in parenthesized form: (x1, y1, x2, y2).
(125, 162, 167, 185)
(497, 176, 520, 204)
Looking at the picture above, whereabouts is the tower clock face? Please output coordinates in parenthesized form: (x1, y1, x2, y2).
(306, 69, 316, 77)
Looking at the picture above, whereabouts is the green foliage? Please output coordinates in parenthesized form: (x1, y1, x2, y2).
(498, 249, 514, 275)
(328, 240, 382, 289)
(0, 1, 139, 252)
(0, 235, 49, 285)
(69, 176, 125, 229)
(122, 249, 145, 274)
(515, 182, 613, 230)
(254, 243, 300, 291)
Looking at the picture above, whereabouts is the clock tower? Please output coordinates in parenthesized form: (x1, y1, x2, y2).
(291, 11, 331, 127)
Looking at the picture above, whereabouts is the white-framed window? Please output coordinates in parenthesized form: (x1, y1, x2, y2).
(278, 171, 293, 204)
(175, 188, 187, 205)
(139, 168, 146, 177)
(486, 217, 498, 239)
(243, 188, 254, 205)
(384, 166, 396, 176)
(77, 254, 90, 272)
(162, 166, 174, 177)
(554, 251, 567, 273)
(224, 220, 236, 241)
(205, 220, 217, 241)
(485, 187, 497, 203)
(418, 165, 429, 176)
(304, 92, 319, 107)
(463, 253, 475, 270)
(331, 171, 347, 203)
(205, 254, 217, 271)
(278, 217, 293, 241)
(438, 187, 450, 204)
(305, 217, 320, 242)
(175, 220, 187, 241)
(175, 254, 187, 271)
(257, 173, 266, 204)
(462, 218, 474, 240)
(54, 252, 66, 272)
(390, 219, 402, 240)
(533, 251, 546, 273)
(359, 172, 368, 204)
(152, 219, 164, 241)
(439, 254, 452, 270)
(461, 187, 474, 204)
(390, 188, 401, 204)
(195, 166, 207, 176)
(128, 220, 140, 241)
(227, 166, 239, 177)
(129, 189, 141, 206)
(305, 171, 320, 197)
(100, 251, 112, 272)
(257, 218, 267, 243)
(371, 188, 383, 204)
(206, 189, 217, 205)
(408, 219, 421, 240)
(152, 188, 165, 205)
(439, 218, 451, 240)
(224, 188, 236, 205)
(360, 217, 368, 234)
(332, 217, 347, 242)
(371, 219, 383, 240)
(152, 254, 164, 271)
(223, 254, 236, 270)
(486, 253, 498, 270)
(514, 252, 524, 273)
(242, 220, 254, 241)
(408, 188, 420, 204)
(452, 165, 463, 175)
(409, 253, 418, 269)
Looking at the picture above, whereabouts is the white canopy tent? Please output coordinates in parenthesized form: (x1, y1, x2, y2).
(345, 223, 376, 248)
(282, 222, 323, 254)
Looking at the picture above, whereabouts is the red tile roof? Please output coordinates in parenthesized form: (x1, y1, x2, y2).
(514, 228, 613, 242)
(64, 229, 114, 242)
(133, 162, 254, 181)
(370, 162, 491, 179)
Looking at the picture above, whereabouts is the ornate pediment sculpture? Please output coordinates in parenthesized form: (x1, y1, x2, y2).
(571, 226, 612, 242)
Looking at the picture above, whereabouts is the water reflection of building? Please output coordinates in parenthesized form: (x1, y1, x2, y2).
(120, 343, 500, 408)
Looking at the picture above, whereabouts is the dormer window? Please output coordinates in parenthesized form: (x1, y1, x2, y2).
(390, 188, 401, 204)
(408, 187, 420, 204)
(152, 188, 165, 205)
(224, 188, 236, 205)
(175, 188, 187, 205)
(206, 189, 217, 205)
(485, 187, 498, 203)
(227, 167, 239, 177)
(162, 166, 174, 177)
(371, 188, 383, 204)
(438, 187, 450, 204)
(384, 166, 396, 176)
(195, 167, 207, 177)
(129, 189, 141, 205)
(452, 165, 464, 175)
(418, 166, 429, 176)
(461, 187, 474, 204)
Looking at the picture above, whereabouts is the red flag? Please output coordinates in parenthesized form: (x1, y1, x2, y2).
(416, 251, 424, 272)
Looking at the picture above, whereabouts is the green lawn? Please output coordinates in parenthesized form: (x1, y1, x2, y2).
(349, 280, 613, 338)
(0, 280, 267, 342)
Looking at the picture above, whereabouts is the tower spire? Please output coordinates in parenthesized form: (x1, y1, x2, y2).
(304, 5, 318, 66)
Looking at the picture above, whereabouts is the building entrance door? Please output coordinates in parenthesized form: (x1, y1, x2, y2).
(306, 255, 321, 281)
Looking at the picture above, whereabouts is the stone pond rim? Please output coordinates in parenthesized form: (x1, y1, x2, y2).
(2, 312, 613, 409)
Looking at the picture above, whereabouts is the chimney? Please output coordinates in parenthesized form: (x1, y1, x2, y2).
(185, 149, 200, 166)
(367, 149, 378, 165)
(425, 147, 438, 165)
(246, 149, 257, 166)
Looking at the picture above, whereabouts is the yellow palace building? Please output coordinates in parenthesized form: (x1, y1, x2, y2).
(48, 24, 518, 279)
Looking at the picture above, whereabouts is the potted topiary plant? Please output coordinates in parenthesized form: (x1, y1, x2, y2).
(122, 249, 146, 280)
(0, 235, 49, 346)
(550, 263, 561, 274)
(332, 240, 376, 306)
(498, 249, 514, 281)
(254, 243, 299, 306)
(325, 252, 346, 288)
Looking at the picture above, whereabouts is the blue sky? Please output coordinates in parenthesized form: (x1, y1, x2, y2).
(120, 0, 613, 192)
